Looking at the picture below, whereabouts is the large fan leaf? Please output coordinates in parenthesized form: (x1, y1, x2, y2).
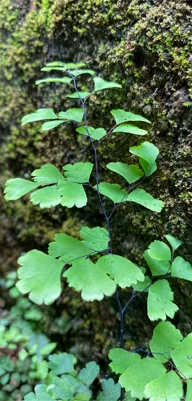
(48, 233, 90, 263)
(66, 91, 91, 99)
(139, 158, 157, 176)
(119, 357, 166, 400)
(147, 280, 178, 321)
(41, 120, 64, 131)
(80, 226, 109, 252)
(171, 256, 192, 281)
(96, 255, 144, 288)
(171, 334, 192, 379)
(76, 126, 107, 140)
(144, 371, 183, 401)
(48, 353, 74, 375)
(70, 69, 95, 77)
(144, 250, 170, 276)
(150, 321, 183, 362)
(111, 109, 151, 125)
(186, 380, 192, 401)
(95, 182, 128, 203)
(63, 162, 93, 183)
(97, 379, 121, 401)
(148, 240, 171, 261)
(4, 179, 39, 200)
(58, 108, 84, 122)
(165, 234, 182, 251)
(36, 77, 72, 85)
(63, 259, 116, 301)
(21, 108, 58, 125)
(16, 250, 64, 305)
(30, 186, 61, 208)
(94, 78, 122, 92)
(78, 361, 100, 387)
(58, 181, 87, 208)
(51, 376, 74, 400)
(24, 385, 53, 401)
(107, 162, 144, 184)
(41, 61, 86, 71)
(108, 348, 141, 374)
(130, 142, 159, 165)
(113, 123, 148, 136)
(126, 189, 164, 212)
(31, 164, 64, 185)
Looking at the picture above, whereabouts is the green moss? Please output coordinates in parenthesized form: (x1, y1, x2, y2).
(0, 0, 192, 354)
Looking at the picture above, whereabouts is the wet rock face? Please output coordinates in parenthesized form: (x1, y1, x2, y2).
(0, 0, 192, 355)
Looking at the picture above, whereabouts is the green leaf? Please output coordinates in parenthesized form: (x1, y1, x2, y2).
(30, 186, 61, 208)
(126, 189, 164, 212)
(148, 240, 171, 261)
(139, 158, 157, 176)
(24, 384, 53, 400)
(32, 164, 64, 185)
(4, 179, 39, 201)
(94, 77, 122, 92)
(97, 379, 121, 401)
(63, 162, 93, 183)
(40, 342, 57, 356)
(113, 123, 148, 136)
(58, 182, 87, 208)
(41, 120, 64, 131)
(36, 77, 72, 85)
(21, 108, 58, 125)
(132, 268, 151, 292)
(70, 69, 95, 77)
(96, 255, 144, 288)
(78, 361, 100, 387)
(76, 126, 107, 140)
(44, 61, 66, 66)
(66, 62, 86, 68)
(66, 91, 91, 99)
(144, 371, 183, 401)
(130, 141, 159, 166)
(74, 394, 91, 401)
(124, 394, 136, 401)
(171, 256, 192, 281)
(95, 182, 128, 203)
(16, 250, 64, 305)
(186, 380, 192, 401)
(52, 376, 73, 400)
(171, 334, 192, 378)
(119, 357, 166, 400)
(48, 353, 74, 375)
(147, 280, 178, 321)
(111, 109, 151, 125)
(38, 360, 49, 379)
(63, 259, 116, 301)
(108, 348, 141, 374)
(107, 162, 144, 184)
(165, 234, 182, 251)
(58, 108, 84, 122)
(80, 226, 109, 252)
(41, 62, 86, 72)
(48, 233, 90, 263)
(144, 250, 170, 276)
(150, 321, 183, 363)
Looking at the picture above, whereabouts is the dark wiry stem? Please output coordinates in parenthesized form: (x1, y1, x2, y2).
(70, 74, 124, 350)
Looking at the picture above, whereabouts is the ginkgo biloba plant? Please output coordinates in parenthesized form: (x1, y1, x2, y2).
(4, 61, 192, 401)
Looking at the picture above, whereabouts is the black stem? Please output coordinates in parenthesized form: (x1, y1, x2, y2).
(70, 74, 124, 350)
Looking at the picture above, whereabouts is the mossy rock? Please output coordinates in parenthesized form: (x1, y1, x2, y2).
(0, 0, 192, 358)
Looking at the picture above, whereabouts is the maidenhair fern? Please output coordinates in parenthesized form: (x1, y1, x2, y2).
(4, 61, 192, 401)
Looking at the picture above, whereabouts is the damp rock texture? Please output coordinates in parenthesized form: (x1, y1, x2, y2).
(0, 0, 192, 357)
